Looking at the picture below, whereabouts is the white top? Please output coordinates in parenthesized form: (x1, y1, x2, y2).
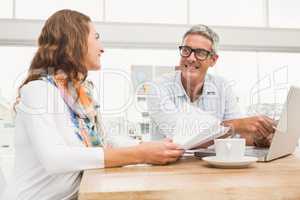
(0, 167, 5, 197)
(147, 71, 242, 140)
(1, 80, 137, 200)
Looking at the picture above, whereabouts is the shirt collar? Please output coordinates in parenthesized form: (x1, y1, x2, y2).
(174, 71, 217, 98)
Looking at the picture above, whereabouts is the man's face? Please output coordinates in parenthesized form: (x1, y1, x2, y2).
(179, 34, 218, 80)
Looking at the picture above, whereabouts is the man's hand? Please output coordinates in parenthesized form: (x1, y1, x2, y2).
(223, 115, 276, 146)
(253, 132, 274, 147)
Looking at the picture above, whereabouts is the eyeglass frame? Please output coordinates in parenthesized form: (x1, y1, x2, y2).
(179, 45, 214, 61)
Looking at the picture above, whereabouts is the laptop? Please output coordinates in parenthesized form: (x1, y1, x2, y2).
(195, 86, 300, 162)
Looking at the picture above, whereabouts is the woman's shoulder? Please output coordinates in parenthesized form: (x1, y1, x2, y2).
(20, 79, 48, 93)
(18, 79, 61, 113)
(20, 79, 60, 96)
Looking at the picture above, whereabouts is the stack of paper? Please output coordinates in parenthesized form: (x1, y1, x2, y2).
(173, 106, 230, 150)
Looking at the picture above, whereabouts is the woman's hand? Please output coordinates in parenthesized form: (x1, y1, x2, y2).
(104, 138, 184, 168)
(137, 138, 184, 165)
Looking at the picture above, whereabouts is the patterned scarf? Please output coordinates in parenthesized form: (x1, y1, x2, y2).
(45, 73, 106, 147)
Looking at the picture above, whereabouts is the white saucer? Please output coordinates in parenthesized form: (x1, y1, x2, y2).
(202, 156, 258, 168)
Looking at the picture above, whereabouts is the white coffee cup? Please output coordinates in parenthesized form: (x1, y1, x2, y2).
(214, 138, 246, 160)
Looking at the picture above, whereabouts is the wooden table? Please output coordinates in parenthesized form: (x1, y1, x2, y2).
(79, 151, 300, 200)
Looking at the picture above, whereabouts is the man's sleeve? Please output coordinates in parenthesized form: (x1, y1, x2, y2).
(223, 83, 244, 120)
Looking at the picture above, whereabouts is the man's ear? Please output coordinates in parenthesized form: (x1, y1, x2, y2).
(209, 54, 219, 68)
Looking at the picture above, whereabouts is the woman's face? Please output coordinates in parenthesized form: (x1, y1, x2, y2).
(85, 23, 104, 71)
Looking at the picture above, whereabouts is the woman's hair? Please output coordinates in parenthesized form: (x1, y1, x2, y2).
(20, 9, 91, 86)
(14, 9, 92, 110)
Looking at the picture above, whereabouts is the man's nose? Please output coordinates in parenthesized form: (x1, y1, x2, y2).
(187, 51, 196, 62)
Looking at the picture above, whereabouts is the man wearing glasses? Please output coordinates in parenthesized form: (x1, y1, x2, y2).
(147, 24, 275, 147)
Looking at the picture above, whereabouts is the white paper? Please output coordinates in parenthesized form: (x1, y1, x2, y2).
(173, 105, 230, 150)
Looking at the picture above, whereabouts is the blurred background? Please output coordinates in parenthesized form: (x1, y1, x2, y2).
(1, 0, 300, 182)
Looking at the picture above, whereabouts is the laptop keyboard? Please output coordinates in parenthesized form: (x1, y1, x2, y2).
(193, 147, 269, 158)
(245, 148, 269, 157)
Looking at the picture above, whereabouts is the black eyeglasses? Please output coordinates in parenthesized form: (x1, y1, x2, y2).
(179, 46, 213, 61)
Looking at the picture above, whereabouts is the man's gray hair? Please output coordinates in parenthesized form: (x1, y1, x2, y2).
(183, 24, 219, 54)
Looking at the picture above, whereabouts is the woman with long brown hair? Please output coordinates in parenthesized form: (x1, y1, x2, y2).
(2, 9, 183, 200)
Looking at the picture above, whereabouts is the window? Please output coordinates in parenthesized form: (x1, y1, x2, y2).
(105, 0, 187, 24)
(89, 48, 178, 115)
(15, 0, 103, 21)
(212, 51, 258, 112)
(0, 0, 13, 18)
(190, 0, 265, 27)
(2, 46, 300, 118)
(0, 46, 36, 102)
(269, 0, 300, 28)
(0, 46, 178, 116)
(257, 52, 300, 105)
(213, 51, 300, 114)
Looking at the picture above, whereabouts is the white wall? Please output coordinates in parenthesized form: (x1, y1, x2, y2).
(0, 0, 299, 29)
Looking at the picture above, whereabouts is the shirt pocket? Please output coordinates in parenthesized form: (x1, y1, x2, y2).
(202, 96, 222, 118)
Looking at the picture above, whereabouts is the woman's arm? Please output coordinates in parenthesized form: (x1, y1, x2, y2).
(104, 139, 184, 167)
(18, 81, 105, 174)
(18, 81, 183, 173)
